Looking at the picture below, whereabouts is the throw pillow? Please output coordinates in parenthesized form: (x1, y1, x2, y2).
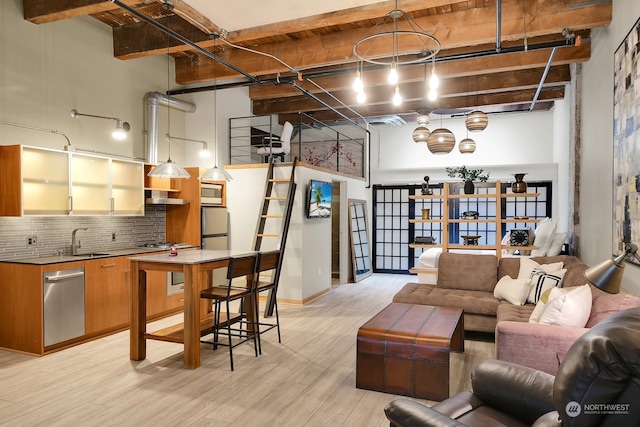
(493, 275, 531, 305)
(546, 232, 568, 257)
(517, 257, 564, 281)
(530, 218, 558, 257)
(538, 284, 592, 328)
(529, 286, 578, 323)
(527, 268, 567, 304)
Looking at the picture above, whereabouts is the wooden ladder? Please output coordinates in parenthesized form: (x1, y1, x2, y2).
(252, 157, 297, 315)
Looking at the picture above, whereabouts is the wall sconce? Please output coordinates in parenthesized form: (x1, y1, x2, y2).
(70, 109, 130, 140)
(166, 134, 210, 158)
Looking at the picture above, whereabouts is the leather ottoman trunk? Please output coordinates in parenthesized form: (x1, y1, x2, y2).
(356, 303, 464, 401)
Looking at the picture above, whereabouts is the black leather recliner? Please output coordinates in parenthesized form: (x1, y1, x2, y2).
(384, 307, 640, 427)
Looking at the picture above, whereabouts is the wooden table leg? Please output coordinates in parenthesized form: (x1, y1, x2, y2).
(130, 261, 146, 361)
(183, 264, 201, 369)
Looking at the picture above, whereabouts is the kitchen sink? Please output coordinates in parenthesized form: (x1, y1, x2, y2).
(73, 252, 111, 258)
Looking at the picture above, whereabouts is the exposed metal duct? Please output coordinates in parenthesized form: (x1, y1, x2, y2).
(144, 91, 196, 164)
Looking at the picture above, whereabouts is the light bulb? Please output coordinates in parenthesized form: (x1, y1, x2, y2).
(112, 129, 127, 140)
(357, 91, 366, 104)
(392, 86, 402, 106)
(353, 71, 363, 93)
(428, 88, 438, 101)
(388, 63, 398, 85)
(429, 67, 439, 90)
(199, 148, 211, 158)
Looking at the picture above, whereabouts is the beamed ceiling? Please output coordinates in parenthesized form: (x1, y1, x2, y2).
(23, 0, 612, 125)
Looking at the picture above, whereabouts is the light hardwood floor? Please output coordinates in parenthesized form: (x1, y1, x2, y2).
(0, 274, 494, 426)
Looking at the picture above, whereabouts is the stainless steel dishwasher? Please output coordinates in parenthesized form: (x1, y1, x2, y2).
(43, 268, 85, 347)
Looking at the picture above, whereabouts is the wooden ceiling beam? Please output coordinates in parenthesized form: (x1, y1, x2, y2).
(277, 87, 565, 123)
(252, 66, 571, 115)
(175, 0, 608, 83)
(23, 0, 128, 24)
(248, 43, 588, 100)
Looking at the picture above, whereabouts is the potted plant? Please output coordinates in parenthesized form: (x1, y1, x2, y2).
(445, 166, 490, 194)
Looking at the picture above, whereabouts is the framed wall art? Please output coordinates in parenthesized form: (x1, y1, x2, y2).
(613, 16, 640, 265)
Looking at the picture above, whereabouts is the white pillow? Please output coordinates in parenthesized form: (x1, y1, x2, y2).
(546, 232, 568, 257)
(530, 218, 558, 257)
(529, 286, 574, 323)
(494, 275, 531, 305)
(517, 257, 564, 280)
(527, 268, 567, 304)
(538, 284, 592, 327)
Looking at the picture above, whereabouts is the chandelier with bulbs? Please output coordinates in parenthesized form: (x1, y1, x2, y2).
(352, 1, 440, 106)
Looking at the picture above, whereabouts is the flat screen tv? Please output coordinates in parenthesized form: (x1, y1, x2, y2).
(306, 179, 333, 219)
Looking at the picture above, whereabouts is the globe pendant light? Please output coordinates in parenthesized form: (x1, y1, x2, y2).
(465, 110, 489, 132)
(458, 138, 476, 154)
(412, 126, 430, 143)
(426, 128, 455, 154)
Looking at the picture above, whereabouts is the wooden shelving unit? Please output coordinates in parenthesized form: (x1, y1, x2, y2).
(409, 181, 541, 261)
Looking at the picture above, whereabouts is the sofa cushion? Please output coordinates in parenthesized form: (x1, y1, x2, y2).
(437, 253, 498, 292)
(497, 302, 535, 323)
(537, 284, 592, 328)
(527, 268, 567, 304)
(493, 275, 531, 305)
(585, 286, 640, 328)
(498, 256, 587, 288)
(393, 283, 499, 316)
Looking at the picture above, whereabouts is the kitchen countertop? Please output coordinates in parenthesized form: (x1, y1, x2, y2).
(1, 246, 196, 265)
(129, 249, 255, 265)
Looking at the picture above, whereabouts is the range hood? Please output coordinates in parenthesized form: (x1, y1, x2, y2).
(145, 190, 189, 205)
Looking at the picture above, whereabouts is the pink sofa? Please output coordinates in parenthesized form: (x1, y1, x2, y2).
(393, 252, 640, 375)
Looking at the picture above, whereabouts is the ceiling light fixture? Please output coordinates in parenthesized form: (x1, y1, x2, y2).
(200, 32, 233, 182)
(412, 112, 430, 143)
(148, 2, 190, 180)
(426, 115, 455, 154)
(166, 134, 210, 158)
(352, 0, 440, 106)
(70, 109, 130, 140)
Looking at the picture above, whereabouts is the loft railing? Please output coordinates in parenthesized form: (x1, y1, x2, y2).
(228, 113, 369, 180)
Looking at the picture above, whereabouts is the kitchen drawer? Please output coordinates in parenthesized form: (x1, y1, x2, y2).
(84, 256, 128, 275)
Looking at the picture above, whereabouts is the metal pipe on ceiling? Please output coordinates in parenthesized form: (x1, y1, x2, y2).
(169, 38, 580, 97)
(530, 47, 558, 111)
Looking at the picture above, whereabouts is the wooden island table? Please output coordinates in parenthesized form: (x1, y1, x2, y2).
(129, 249, 256, 369)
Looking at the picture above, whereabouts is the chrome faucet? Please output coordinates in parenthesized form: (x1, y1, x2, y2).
(71, 228, 88, 255)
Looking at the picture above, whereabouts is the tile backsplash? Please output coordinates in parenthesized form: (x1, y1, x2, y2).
(0, 206, 166, 260)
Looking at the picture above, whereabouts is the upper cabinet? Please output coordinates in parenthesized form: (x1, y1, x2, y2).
(0, 145, 144, 217)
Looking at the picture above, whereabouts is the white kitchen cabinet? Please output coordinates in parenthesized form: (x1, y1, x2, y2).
(71, 153, 111, 215)
(0, 145, 144, 216)
(111, 159, 144, 216)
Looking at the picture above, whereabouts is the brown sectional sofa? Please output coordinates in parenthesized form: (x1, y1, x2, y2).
(393, 252, 640, 374)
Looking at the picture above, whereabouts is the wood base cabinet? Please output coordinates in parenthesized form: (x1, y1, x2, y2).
(85, 256, 130, 334)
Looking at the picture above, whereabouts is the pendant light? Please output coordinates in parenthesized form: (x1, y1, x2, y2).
(200, 33, 233, 182)
(148, 1, 190, 179)
(412, 112, 430, 143)
(426, 115, 455, 154)
(459, 78, 476, 153)
(465, 83, 488, 132)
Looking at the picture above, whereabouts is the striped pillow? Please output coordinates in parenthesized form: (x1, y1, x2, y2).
(527, 268, 567, 304)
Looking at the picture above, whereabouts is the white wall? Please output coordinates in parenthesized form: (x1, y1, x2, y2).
(225, 164, 367, 303)
(581, 0, 640, 294)
(0, 3, 188, 162)
(370, 108, 568, 232)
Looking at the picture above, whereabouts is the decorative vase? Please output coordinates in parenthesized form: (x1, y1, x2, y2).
(421, 208, 431, 220)
(512, 173, 527, 193)
(464, 180, 475, 194)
